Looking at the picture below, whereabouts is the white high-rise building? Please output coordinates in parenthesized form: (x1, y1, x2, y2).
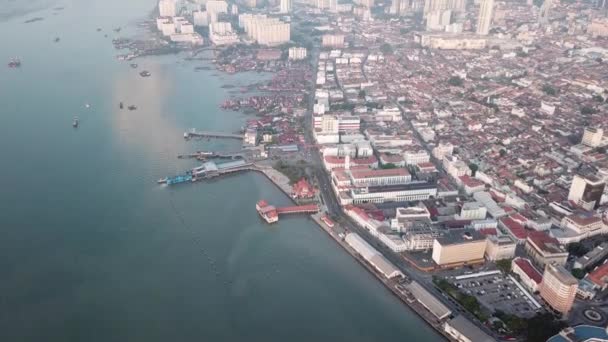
(322, 34, 345, 48)
(239, 15, 290, 45)
(354, 0, 374, 7)
(568, 174, 606, 210)
(539, 0, 553, 26)
(392, 0, 425, 15)
(209, 21, 239, 45)
(426, 9, 451, 31)
(161, 21, 176, 36)
(476, 0, 494, 35)
(289, 47, 307, 60)
(539, 264, 578, 314)
(329, 0, 338, 11)
(582, 127, 604, 148)
(159, 0, 177, 17)
(353, 5, 371, 20)
(193, 10, 209, 26)
(206, 0, 228, 14)
(448, 0, 465, 11)
(280, 0, 293, 13)
(424, 0, 446, 14)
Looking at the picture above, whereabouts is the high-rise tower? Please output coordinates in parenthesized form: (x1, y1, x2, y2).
(476, 0, 494, 35)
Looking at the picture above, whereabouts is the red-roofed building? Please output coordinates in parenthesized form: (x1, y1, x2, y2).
(344, 205, 380, 236)
(561, 212, 605, 235)
(479, 228, 498, 236)
(510, 213, 529, 226)
(256, 200, 269, 210)
(588, 262, 608, 290)
(485, 235, 516, 261)
(350, 168, 411, 187)
(378, 153, 406, 167)
(524, 231, 568, 268)
(291, 178, 316, 199)
(459, 175, 486, 195)
(499, 216, 528, 243)
(417, 162, 437, 173)
(489, 189, 506, 202)
(256, 201, 278, 223)
(366, 209, 385, 221)
(323, 155, 378, 170)
(512, 257, 543, 293)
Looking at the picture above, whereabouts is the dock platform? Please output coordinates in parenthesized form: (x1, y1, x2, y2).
(184, 129, 242, 140)
(256, 200, 319, 223)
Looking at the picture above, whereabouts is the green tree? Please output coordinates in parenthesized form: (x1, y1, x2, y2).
(496, 259, 512, 274)
(448, 76, 463, 87)
(581, 106, 598, 115)
(526, 313, 567, 342)
(468, 163, 479, 177)
(572, 268, 586, 279)
(499, 149, 507, 157)
(494, 311, 527, 334)
(380, 43, 394, 55)
(380, 163, 397, 169)
(542, 84, 557, 96)
(567, 242, 589, 257)
(358, 90, 366, 99)
(461, 295, 480, 313)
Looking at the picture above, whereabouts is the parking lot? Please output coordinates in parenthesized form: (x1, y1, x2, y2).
(451, 273, 541, 318)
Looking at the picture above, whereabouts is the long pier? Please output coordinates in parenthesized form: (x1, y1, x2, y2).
(184, 129, 243, 140)
(178, 151, 245, 160)
(157, 160, 254, 185)
(256, 200, 319, 223)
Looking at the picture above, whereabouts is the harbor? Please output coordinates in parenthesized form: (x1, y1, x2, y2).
(0, 0, 446, 339)
(157, 159, 254, 185)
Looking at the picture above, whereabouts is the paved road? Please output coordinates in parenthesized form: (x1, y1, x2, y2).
(299, 45, 498, 339)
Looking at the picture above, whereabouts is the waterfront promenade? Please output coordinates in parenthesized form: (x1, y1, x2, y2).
(309, 213, 452, 341)
(250, 165, 452, 340)
(254, 164, 293, 197)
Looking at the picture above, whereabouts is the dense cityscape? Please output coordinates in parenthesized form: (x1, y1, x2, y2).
(6, 0, 608, 340)
(140, 0, 608, 341)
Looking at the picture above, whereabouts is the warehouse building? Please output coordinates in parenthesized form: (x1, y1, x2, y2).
(404, 281, 452, 320)
(444, 315, 495, 342)
(344, 233, 403, 279)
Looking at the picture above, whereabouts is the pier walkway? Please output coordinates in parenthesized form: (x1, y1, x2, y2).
(256, 200, 319, 223)
(184, 129, 243, 140)
(276, 204, 320, 215)
(178, 151, 246, 160)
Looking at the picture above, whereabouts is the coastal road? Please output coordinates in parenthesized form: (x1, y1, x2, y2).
(298, 28, 495, 338)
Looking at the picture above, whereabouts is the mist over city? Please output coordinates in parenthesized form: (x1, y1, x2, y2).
(2, 0, 608, 341)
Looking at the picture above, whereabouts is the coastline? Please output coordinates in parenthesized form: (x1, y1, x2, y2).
(136, 10, 453, 340)
(252, 166, 452, 341)
(308, 213, 452, 341)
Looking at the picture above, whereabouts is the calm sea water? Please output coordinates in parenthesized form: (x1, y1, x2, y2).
(0, 0, 443, 340)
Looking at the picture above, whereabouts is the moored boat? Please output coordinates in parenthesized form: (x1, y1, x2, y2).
(7, 58, 21, 68)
